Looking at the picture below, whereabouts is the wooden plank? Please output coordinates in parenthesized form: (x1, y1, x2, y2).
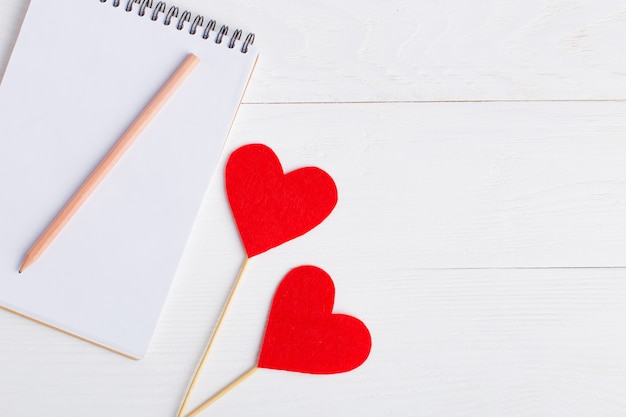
(190, 267, 626, 417)
(205, 101, 626, 268)
(1, 267, 626, 416)
(3, 0, 626, 102)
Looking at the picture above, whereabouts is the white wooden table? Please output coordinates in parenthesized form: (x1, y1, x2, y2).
(2, 1, 626, 416)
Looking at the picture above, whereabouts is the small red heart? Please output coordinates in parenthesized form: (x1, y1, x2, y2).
(258, 266, 371, 374)
(225, 144, 338, 258)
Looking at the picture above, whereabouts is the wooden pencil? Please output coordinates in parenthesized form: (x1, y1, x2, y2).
(19, 53, 200, 273)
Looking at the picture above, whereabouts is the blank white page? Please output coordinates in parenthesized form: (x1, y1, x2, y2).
(0, 0, 257, 359)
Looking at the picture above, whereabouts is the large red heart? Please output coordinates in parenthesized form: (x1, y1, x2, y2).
(225, 144, 338, 258)
(258, 266, 371, 374)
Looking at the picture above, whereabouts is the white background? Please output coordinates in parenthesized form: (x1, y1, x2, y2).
(2, 0, 626, 416)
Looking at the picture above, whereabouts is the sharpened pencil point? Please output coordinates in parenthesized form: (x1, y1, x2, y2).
(18, 256, 31, 274)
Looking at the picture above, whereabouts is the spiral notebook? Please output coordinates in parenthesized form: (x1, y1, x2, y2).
(0, 0, 258, 359)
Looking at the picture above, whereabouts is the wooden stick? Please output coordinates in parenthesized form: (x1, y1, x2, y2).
(18, 53, 200, 273)
(176, 257, 250, 417)
(185, 366, 258, 417)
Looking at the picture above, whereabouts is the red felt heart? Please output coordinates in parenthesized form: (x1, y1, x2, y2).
(225, 144, 338, 258)
(258, 266, 371, 374)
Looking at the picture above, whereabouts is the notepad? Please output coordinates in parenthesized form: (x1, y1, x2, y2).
(0, 0, 258, 359)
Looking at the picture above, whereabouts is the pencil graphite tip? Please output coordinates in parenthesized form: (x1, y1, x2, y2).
(18, 252, 36, 273)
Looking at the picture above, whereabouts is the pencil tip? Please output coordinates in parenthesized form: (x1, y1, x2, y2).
(18, 256, 31, 274)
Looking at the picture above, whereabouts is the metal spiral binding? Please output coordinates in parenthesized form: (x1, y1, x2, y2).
(98, 0, 255, 53)
(138, 0, 151, 16)
(189, 15, 203, 35)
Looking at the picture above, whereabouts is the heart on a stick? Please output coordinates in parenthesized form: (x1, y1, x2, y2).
(182, 266, 372, 417)
(258, 265, 371, 374)
(225, 144, 338, 258)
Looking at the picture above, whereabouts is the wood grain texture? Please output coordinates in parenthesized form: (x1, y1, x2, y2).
(1, 102, 623, 417)
(223, 102, 626, 268)
(1, 0, 626, 416)
(2, 0, 626, 102)
(2, 264, 626, 416)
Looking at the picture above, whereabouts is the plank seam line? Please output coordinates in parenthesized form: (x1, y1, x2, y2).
(407, 266, 626, 271)
(241, 99, 626, 105)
